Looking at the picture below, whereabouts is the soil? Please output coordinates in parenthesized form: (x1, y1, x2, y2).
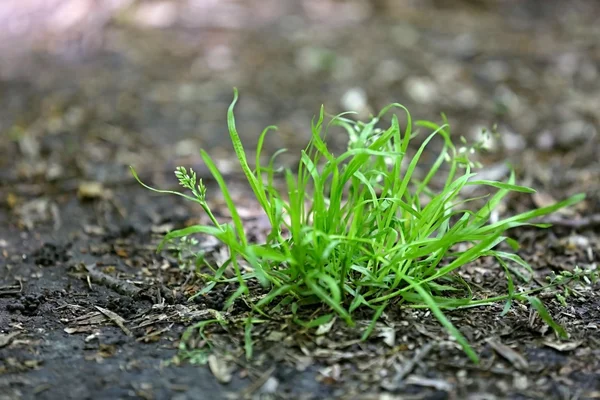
(1, 1, 600, 399)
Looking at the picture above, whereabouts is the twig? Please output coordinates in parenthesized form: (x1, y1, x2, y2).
(536, 214, 600, 229)
(382, 342, 434, 391)
(83, 263, 142, 297)
(394, 342, 433, 381)
(0, 280, 23, 297)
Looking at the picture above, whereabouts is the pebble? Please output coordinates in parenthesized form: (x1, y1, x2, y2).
(536, 130, 555, 150)
(133, 1, 178, 28)
(480, 60, 510, 83)
(296, 46, 333, 73)
(341, 87, 368, 112)
(391, 24, 419, 48)
(372, 59, 406, 85)
(260, 376, 279, 394)
(205, 45, 233, 71)
(455, 86, 479, 109)
(500, 128, 526, 153)
(404, 77, 438, 104)
(556, 120, 597, 149)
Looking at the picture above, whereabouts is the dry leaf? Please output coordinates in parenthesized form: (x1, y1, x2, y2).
(315, 317, 336, 336)
(543, 340, 582, 352)
(487, 339, 529, 370)
(0, 331, 21, 348)
(378, 327, 396, 347)
(95, 306, 132, 336)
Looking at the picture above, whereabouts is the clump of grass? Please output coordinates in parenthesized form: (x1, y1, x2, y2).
(131, 89, 584, 362)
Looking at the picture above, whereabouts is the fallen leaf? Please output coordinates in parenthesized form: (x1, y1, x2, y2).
(315, 317, 336, 336)
(543, 340, 582, 352)
(318, 363, 342, 384)
(378, 326, 396, 347)
(487, 339, 529, 370)
(0, 331, 21, 348)
(95, 306, 132, 336)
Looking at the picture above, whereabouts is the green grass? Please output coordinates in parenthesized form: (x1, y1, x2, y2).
(131, 89, 584, 363)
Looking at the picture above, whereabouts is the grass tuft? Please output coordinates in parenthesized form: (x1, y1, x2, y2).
(132, 89, 584, 363)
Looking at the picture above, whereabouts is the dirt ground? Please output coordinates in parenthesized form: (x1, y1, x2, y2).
(1, 1, 600, 399)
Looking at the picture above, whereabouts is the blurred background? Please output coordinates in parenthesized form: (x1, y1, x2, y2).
(1, 0, 599, 211)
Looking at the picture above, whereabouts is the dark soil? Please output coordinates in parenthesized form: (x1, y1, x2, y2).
(1, 1, 600, 399)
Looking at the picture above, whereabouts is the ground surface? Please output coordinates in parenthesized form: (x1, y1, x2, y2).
(1, 1, 600, 399)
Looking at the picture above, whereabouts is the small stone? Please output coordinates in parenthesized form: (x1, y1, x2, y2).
(514, 374, 528, 391)
(373, 59, 406, 85)
(432, 61, 462, 84)
(341, 87, 368, 112)
(404, 77, 438, 104)
(580, 61, 598, 82)
(332, 56, 354, 81)
(500, 129, 526, 153)
(174, 139, 201, 157)
(296, 47, 333, 74)
(480, 60, 510, 82)
(391, 24, 419, 48)
(566, 235, 590, 249)
(494, 85, 521, 114)
(452, 33, 477, 57)
(259, 376, 279, 394)
(46, 162, 64, 181)
(78, 181, 104, 200)
(133, 1, 177, 28)
(455, 87, 479, 109)
(177, 83, 196, 103)
(536, 130, 555, 150)
(555, 52, 580, 78)
(206, 45, 233, 71)
(556, 120, 597, 149)
(18, 135, 40, 158)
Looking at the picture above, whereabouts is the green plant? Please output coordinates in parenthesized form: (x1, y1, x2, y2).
(547, 266, 598, 306)
(131, 89, 584, 362)
(167, 236, 204, 272)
